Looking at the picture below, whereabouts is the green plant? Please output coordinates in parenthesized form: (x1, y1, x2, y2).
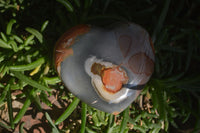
(0, 0, 200, 132)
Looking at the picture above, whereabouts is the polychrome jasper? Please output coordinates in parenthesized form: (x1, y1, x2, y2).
(54, 22, 155, 114)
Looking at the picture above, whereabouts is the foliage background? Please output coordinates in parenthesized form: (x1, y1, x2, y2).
(0, 0, 200, 132)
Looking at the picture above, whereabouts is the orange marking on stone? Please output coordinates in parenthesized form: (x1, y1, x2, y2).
(149, 37, 155, 54)
(119, 35, 132, 57)
(128, 52, 154, 76)
(102, 67, 128, 93)
(55, 24, 90, 49)
(54, 24, 90, 74)
(112, 111, 120, 115)
(55, 48, 73, 75)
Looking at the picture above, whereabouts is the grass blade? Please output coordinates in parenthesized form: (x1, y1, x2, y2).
(19, 122, 25, 133)
(56, 0, 74, 12)
(25, 27, 43, 43)
(0, 38, 11, 49)
(0, 84, 9, 103)
(6, 19, 16, 35)
(0, 32, 7, 42)
(0, 83, 4, 88)
(29, 89, 42, 111)
(29, 65, 42, 76)
(13, 95, 31, 124)
(55, 97, 80, 125)
(45, 112, 59, 133)
(12, 35, 23, 43)
(132, 125, 146, 133)
(0, 65, 9, 79)
(152, 0, 171, 43)
(74, 0, 80, 7)
(8, 40, 18, 52)
(11, 71, 51, 92)
(119, 107, 129, 133)
(151, 80, 167, 120)
(23, 35, 34, 46)
(40, 20, 49, 32)
(85, 127, 96, 133)
(103, 0, 111, 13)
(7, 84, 14, 129)
(84, 0, 93, 9)
(106, 114, 115, 133)
(0, 121, 11, 131)
(43, 77, 61, 85)
(80, 102, 87, 133)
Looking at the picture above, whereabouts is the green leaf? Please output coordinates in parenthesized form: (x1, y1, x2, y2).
(0, 121, 11, 131)
(40, 20, 49, 32)
(151, 80, 167, 120)
(106, 114, 115, 133)
(80, 102, 87, 133)
(0, 32, 7, 42)
(0, 84, 10, 103)
(23, 35, 35, 46)
(6, 19, 16, 35)
(19, 122, 25, 133)
(132, 125, 146, 133)
(40, 91, 52, 107)
(12, 35, 24, 43)
(0, 83, 4, 88)
(11, 71, 51, 92)
(56, 0, 74, 12)
(0, 38, 11, 49)
(7, 84, 14, 129)
(92, 112, 100, 126)
(120, 107, 129, 133)
(55, 97, 80, 125)
(84, 0, 93, 9)
(150, 128, 161, 133)
(9, 57, 45, 71)
(85, 127, 96, 133)
(152, 0, 171, 43)
(8, 40, 18, 52)
(43, 77, 61, 85)
(74, 0, 80, 7)
(25, 27, 43, 43)
(45, 112, 59, 133)
(13, 95, 31, 124)
(30, 89, 42, 111)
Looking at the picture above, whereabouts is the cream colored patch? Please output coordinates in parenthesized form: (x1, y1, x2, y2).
(84, 56, 129, 103)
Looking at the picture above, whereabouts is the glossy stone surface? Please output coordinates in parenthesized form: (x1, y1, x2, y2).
(54, 22, 155, 114)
